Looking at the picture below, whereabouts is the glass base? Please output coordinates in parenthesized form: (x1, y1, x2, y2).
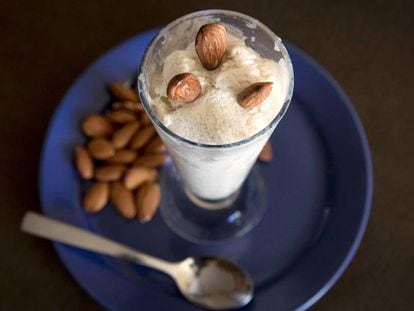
(183, 187, 240, 209)
(159, 163, 267, 244)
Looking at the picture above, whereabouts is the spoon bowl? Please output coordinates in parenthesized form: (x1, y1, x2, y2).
(174, 257, 253, 309)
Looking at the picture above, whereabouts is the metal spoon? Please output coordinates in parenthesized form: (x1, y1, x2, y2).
(21, 212, 253, 310)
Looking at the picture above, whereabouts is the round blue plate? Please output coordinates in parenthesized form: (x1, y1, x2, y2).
(39, 29, 373, 311)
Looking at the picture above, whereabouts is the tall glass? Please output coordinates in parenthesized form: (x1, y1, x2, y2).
(138, 10, 293, 243)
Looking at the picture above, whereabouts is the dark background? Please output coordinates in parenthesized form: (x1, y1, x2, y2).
(1, 0, 413, 310)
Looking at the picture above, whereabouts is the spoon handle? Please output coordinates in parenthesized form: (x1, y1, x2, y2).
(21, 212, 176, 275)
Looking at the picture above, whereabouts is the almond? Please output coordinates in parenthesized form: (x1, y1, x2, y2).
(83, 182, 109, 213)
(167, 73, 201, 103)
(144, 137, 166, 154)
(136, 182, 161, 223)
(88, 138, 115, 160)
(74, 145, 94, 179)
(134, 154, 166, 168)
(81, 115, 113, 137)
(140, 112, 152, 125)
(94, 165, 126, 182)
(112, 101, 144, 112)
(123, 166, 157, 190)
(107, 110, 137, 124)
(195, 23, 227, 70)
(110, 182, 136, 219)
(130, 125, 155, 150)
(259, 142, 273, 162)
(237, 82, 273, 109)
(112, 121, 140, 149)
(108, 83, 139, 102)
(106, 149, 137, 164)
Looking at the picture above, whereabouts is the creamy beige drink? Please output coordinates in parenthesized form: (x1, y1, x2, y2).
(139, 12, 293, 208)
(151, 33, 290, 145)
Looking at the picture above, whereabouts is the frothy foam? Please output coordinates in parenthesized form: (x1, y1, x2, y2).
(151, 32, 290, 145)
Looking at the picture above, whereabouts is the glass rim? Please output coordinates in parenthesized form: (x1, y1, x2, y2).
(137, 9, 294, 149)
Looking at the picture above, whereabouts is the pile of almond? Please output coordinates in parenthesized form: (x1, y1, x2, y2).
(74, 82, 165, 223)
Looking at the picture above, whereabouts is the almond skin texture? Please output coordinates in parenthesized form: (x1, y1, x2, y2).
(112, 101, 143, 112)
(123, 166, 157, 190)
(112, 121, 140, 149)
(134, 154, 166, 168)
(88, 138, 115, 160)
(107, 110, 137, 124)
(94, 165, 126, 182)
(136, 182, 161, 223)
(111, 182, 136, 219)
(167, 73, 202, 103)
(259, 142, 273, 162)
(130, 125, 155, 150)
(74, 145, 94, 179)
(195, 23, 227, 70)
(237, 82, 273, 109)
(108, 83, 139, 102)
(83, 182, 109, 213)
(81, 115, 113, 137)
(140, 112, 152, 125)
(106, 149, 137, 164)
(145, 137, 165, 153)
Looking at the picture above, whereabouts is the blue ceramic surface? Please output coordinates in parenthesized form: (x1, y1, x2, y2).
(39, 29, 373, 311)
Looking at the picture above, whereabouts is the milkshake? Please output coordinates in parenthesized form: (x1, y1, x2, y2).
(138, 10, 293, 208)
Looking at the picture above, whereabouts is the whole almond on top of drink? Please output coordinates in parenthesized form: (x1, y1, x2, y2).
(195, 23, 227, 70)
(112, 121, 140, 149)
(167, 73, 202, 103)
(110, 182, 136, 219)
(74, 145, 94, 179)
(123, 166, 157, 190)
(237, 82, 273, 109)
(136, 182, 161, 223)
(108, 83, 139, 102)
(83, 182, 109, 213)
(82, 115, 113, 137)
(88, 138, 115, 160)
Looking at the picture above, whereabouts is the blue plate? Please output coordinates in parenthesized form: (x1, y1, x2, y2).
(39, 29, 373, 310)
